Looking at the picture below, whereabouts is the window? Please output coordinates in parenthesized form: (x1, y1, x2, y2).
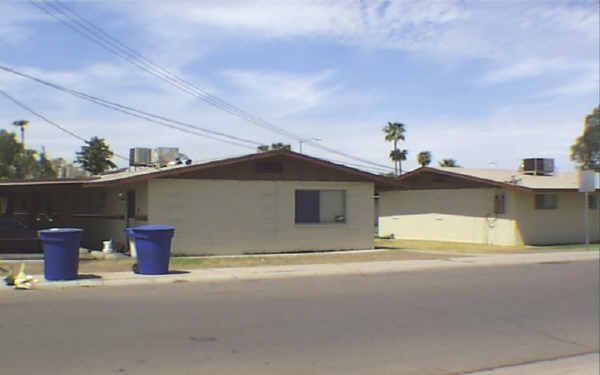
(535, 194, 558, 210)
(589, 195, 597, 210)
(0, 196, 8, 215)
(46, 192, 54, 213)
(94, 191, 107, 212)
(494, 192, 506, 214)
(295, 190, 346, 224)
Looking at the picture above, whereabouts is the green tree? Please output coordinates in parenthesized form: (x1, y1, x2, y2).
(14, 149, 40, 179)
(585, 107, 600, 128)
(257, 143, 292, 152)
(571, 107, 600, 170)
(439, 158, 460, 167)
(0, 129, 23, 178)
(417, 151, 432, 167)
(383, 122, 406, 175)
(75, 136, 117, 175)
(38, 149, 58, 178)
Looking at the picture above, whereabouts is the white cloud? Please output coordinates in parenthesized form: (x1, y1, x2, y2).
(539, 73, 599, 98)
(124, 0, 469, 55)
(480, 58, 595, 84)
(222, 69, 338, 117)
(0, 2, 47, 45)
(141, 0, 467, 40)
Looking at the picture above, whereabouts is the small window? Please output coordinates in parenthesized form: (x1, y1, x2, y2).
(535, 194, 558, 210)
(494, 192, 506, 214)
(295, 190, 346, 224)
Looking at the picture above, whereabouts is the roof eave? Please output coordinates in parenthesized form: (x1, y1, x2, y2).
(393, 167, 533, 192)
(81, 150, 407, 188)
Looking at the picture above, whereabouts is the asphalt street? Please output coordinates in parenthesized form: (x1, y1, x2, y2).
(1, 260, 598, 374)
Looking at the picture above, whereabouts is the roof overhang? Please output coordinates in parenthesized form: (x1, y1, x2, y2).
(391, 167, 533, 192)
(80, 150, 407, 189)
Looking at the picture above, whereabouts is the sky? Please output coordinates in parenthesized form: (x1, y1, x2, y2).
(0, 0, 598, 173)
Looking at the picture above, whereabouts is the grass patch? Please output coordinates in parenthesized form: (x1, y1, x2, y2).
(375, 239, 599, 253)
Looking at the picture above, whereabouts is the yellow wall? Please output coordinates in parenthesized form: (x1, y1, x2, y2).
(513, 191, 599, 245)
(147, 179, 374, 255)
(378, 188, 520, 246)
(379, 188, 599, 246)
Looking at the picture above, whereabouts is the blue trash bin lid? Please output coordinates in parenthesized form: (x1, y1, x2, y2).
(38, 228, 83, 241)
(39, 228, 83, 234)
(130, 225, 174, 232)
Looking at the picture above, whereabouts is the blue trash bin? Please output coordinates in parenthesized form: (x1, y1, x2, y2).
(38, 228, 83, 281)
(126, 225, 174, 275)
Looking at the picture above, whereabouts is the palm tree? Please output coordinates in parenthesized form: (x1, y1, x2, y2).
(439, 158, 460, 167)
(383, 122, 406, 175)
(417, 151, 432, 167)
(389, 149, 408, 173)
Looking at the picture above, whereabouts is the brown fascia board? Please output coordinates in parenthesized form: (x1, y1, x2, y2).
(392, 167, 533, 192)
(531, 188, 581, 192)
(0, 176, 96, 186)
(82, 150, 407, 188)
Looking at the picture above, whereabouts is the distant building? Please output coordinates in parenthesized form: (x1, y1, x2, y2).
(52, 158, 89, 179)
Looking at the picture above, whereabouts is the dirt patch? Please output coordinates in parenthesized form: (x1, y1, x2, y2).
(3, 249, 453, 275)
(170, 249, 455, 268)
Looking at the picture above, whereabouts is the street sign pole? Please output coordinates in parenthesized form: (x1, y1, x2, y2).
(584, 192, 590, 250)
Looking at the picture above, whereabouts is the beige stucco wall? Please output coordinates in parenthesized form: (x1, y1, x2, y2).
(147, 179, 374, 255)
(512, 191, 599, 245)
(378, 188, 520, 246)
(379, 188, 599, 246)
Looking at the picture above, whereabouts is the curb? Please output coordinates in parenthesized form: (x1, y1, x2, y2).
(4, 250, 593, 291)
(2, 251, 597, 291)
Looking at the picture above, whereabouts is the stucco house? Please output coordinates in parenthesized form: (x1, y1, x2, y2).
(378, 165, 598, 246)
(0, 150, 397, 255)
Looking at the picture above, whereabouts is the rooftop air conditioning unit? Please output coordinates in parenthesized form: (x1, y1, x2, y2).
(521, 158, 554, 176)
(151, 147, 179, 167)
(129, 148, 152, 167)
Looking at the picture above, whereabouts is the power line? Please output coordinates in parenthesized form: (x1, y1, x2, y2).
(0, 65, 259, 150)
(1, 84, 388, 173)
(30, 0, 393, 171)
(0, 88, 129, 161)
(29, 0, 298, 139)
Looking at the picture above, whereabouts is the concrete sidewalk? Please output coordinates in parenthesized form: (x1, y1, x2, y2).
(4, 250, 596, 291)
(462, 352, 598, 375)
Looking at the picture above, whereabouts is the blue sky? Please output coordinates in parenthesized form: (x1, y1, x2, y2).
(0, 0, 598, 173)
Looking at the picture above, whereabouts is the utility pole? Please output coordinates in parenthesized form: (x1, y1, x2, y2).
(12, 120, 30, 148)
(298, 137, 321, 153)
